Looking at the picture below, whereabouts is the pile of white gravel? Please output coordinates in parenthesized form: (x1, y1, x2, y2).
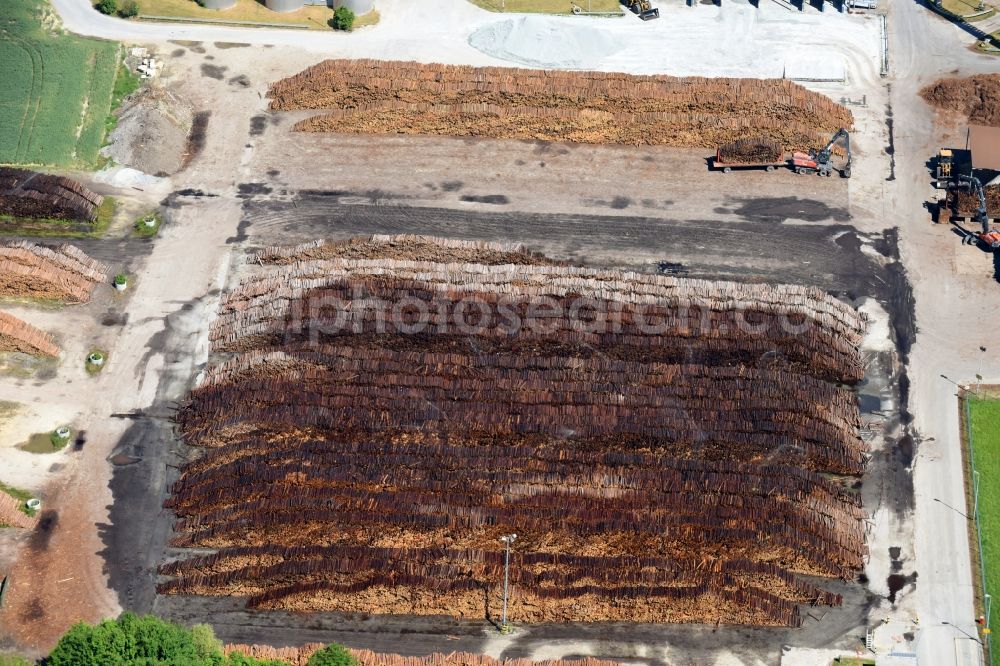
(469, 15, 625, 70)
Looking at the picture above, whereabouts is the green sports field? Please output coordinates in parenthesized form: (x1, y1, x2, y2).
(966, 395, 1000, 663)
(0, 0, 122, 167)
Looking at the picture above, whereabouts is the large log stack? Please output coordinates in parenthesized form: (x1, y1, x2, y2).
(0, 168, 104, 223)
(225, 645, 626, 666)
(161, 235, 869, 627)
(0, 241, 109, 303)
(0, 311, 59, 357)
(267, 60, 854, 150)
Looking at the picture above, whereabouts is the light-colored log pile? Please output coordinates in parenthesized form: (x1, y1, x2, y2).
(225, 645, 626, 666)
(0, 168, 104, 222)
(0, 493, 37, 529)
(161, 235, 868, 627)
(0, 311, 59, 357)
(267, 60, 853, 149)
(250, 235, 556, 267)
(0, 241, 109, 303)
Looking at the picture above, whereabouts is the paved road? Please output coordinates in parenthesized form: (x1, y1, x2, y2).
(51, 0, 880, 79)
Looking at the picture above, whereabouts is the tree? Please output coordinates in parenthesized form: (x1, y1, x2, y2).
(307, 643, 358, 666)
(47, 612, 224, 666)
(118, 0, 139, 17)
(331, 6, 355, 30)
(96, 0, 117, 14)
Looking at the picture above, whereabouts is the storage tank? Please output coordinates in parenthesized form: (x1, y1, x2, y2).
(265, 0, 304, 11)
(201, 0, 236, 8)
(333, 0, 374, 13)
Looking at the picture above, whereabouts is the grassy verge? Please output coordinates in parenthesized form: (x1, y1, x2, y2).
(0, 196, 116, 238)
(353, 9, 380, 28)
(0, 0, 122, 167)
(0, 482, 35, 517)
(962, 391, 1000, 664)
(105, 60, 142, 140)
(468, 0, 621, 12)
(937, 0, 996, 18)
(137, 0, 333, 29)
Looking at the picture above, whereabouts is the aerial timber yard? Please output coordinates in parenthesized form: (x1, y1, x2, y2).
(2, 0, 1000, 665)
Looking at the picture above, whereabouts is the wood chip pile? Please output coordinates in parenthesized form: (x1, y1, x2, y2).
(0, 241, 109, 303)
(161, 235, 868, 627)
(225, 645, 625, 666)
(0, 168, 104, 222)
(920, 74, 1000, 127)
(717, 139, 783, 163)
(267, 60, 853, 150)
(0, 311, 59, 357)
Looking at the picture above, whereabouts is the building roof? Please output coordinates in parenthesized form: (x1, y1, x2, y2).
(968, 125, 1000, 171)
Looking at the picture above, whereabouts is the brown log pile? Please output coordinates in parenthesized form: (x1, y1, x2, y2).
(0, 241, 109, 303)
(717, 139, 783, 163)
(0, 168, 103, 222)
(250, 235, 557, 267)
(267, 60, 853, 149)
(949, 185, 1000, 217)
(0, 311, 59, 357)
(0, 493, 37, 529)
(225, 645, 627, 666)
(161, 235, 868, 627)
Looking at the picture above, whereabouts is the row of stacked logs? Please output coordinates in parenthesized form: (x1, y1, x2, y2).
(0, 168, 103, 222)
(161, 235, 869, 627)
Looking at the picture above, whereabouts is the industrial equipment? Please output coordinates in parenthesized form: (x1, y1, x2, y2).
(623, 0, 660, 19)
(792, 128, 852, 178)
(713, 129, 852, 177)
(956, 175, 1000, 249)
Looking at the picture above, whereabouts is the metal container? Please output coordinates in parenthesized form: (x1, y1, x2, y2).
(333, 0, 374, 13)
(201, 0, 237, 8)
(265, 0, 305, 12)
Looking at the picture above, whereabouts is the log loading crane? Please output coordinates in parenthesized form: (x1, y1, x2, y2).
(957, 175, 1000, 249)
(792, 128, 852, 178)
(622, 0, 660, 19)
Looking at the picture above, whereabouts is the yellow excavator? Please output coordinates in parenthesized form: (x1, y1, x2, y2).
(623, 0, 660, 19)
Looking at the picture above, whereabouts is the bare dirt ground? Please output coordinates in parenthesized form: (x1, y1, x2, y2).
(0, 0, 998, 662)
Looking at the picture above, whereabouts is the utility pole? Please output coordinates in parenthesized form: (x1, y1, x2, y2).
(499, 534, 517, 633)
(977, 346, 987, 397)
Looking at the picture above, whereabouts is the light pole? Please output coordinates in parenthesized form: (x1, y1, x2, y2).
(977, 346, 987, 397)
(499, 533, 517, 633)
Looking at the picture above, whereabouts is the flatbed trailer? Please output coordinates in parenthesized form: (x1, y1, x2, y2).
(712, 156, 788, 173)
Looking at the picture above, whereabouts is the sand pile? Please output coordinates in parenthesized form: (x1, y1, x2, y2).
(468, 16, 625, 70)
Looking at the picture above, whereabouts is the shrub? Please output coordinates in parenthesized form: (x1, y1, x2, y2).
(307, 644, 358, 666)
(226, 653, 289, 666)
(331, 6, 354, 30)
(118, 0, 139, 17)
(47, 613, 226, 666)
(96, 0, 117, 14)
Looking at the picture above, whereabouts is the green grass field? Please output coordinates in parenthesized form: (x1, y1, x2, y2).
(966, 395, 1000, 663)
(0, 0, 123, 167)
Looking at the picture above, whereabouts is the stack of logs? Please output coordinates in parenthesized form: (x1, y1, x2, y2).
(0, 241, 109, 303)
(950, 184, 1000, 218)
(225, 645, 627, 666)
(717, 139, 783, 163)
(161, 235, 869, 628)
(0, 311, 59, 357)
(267, 60, 854, 150)
(0, 168, 104, 222)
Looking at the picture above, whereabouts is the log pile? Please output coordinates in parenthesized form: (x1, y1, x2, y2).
(225, 645, 626, 666)
(267, 60, 853, 149)
(0, 241, 109, 303)
(717, 139, 783, 163)
(0, 493, 37, 529)
(0, 168, 104, 222)
(250, 235, 556, 267)
(949, 185, 1000, 218)
(0, 311, 59, 357)
(161, 235, 868, 627)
